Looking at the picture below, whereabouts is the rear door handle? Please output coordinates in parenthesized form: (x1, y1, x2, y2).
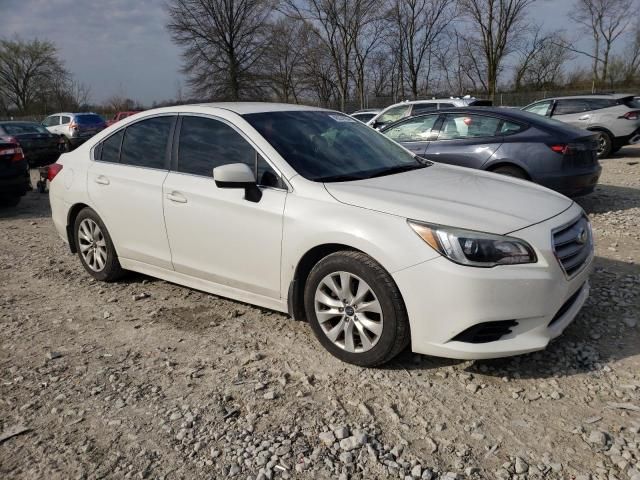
(578, 115, 590, 121)
(166, 191, 187, 203)
(95, 175, 110, 185)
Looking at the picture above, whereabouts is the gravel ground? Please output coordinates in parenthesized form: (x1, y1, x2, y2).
(1, 147, 639, 480)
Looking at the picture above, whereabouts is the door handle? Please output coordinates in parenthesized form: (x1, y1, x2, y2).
(578, 115, 590, 121)
(166, 191, 187, 203)
(94, 175, 110, 185)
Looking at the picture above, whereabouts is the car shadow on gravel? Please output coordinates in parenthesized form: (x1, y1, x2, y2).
(0, 190, 51, 220)
(576, 184, 640, 214)
(385, 257, 640, 380)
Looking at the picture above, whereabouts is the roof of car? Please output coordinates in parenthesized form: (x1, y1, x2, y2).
(539, 93, 635, 101)
(195, 102, 327, 114)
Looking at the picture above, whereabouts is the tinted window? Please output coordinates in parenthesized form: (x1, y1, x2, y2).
(120, 116, 173, 169)
(61, 116, 71, 125)
(75, 114, 105, 125)
(412, 103, 437, 114)
(438, 114, 502, 140)
(99, 129, 124, 163)
(499, 120, 526, 135)
(377, 105, 411, 125)
(384, 115, 439, 142)
(523, 101, 552, 116)
(351, 113, 376, 123)
(584, 98, 616, 110)
(438, 103, 455, 108)
(553, 99, 590, 115)
(2, 123, 49, 134)
(245, 111, 427, 182)
(178, 116, 255, 177)
(43, 116, 59, 127)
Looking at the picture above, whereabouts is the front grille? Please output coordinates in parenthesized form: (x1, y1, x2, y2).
(451, 320, 518, 344)
(552, 216, 593, 277)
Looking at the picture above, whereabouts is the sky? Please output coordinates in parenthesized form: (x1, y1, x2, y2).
(1, 0, 604, 106)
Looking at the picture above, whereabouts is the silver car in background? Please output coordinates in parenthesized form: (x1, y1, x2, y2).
(522, 94, 640, 158)
(367, 97, 492, 129)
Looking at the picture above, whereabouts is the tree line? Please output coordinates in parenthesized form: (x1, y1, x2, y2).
(1, 0, 638, 116)
(166, 0, 640, 111)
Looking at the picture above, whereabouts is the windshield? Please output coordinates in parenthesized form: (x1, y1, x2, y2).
(75, 114, 105, 125)
(244, 111, 426, 182)
(2, 123, 49, 135)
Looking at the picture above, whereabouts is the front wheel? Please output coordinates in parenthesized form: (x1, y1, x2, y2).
(304, 251, 410, 367)
(74, 208, 124, 282)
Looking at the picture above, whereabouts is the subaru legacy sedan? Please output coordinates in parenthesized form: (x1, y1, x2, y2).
(381, 108, 602, 197)
(49, 104, 593, 366)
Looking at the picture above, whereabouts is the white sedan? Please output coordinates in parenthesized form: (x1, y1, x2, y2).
(48, 103, 593, 366)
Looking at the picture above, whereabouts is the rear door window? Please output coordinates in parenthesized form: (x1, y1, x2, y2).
(120, 116, 174, 169)
(437, 103, 455, 109)
(411, 103, 437, 115)
(438, 114, 502, 140)
(97, 129, 125, 163)
(384, 115, 439, 142)
(60, 116, 71, 125)
(553, 99, 590, 115)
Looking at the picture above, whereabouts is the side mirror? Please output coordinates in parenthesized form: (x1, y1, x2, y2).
(213, 163, 262, 202)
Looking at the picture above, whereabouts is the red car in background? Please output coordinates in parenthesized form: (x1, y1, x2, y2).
(106, 111, 140, 127)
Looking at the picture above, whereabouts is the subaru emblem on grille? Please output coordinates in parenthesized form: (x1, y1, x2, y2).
(576, 227, 587, 245)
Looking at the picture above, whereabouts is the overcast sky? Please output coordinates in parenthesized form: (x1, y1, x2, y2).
(2, 0, 603, 105)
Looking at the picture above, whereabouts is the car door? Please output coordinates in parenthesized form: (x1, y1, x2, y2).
(425, 112, 503, 168)
(87, 115, 176, 269)
(382, 114, 440, 156)
(162, 114, 287, 299)
(550, 99, 591, 128)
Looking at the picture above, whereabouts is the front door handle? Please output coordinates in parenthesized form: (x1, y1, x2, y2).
(166, 191, 187, 204)
(578, 115, 590, 121)
(95, 175, 110, 185)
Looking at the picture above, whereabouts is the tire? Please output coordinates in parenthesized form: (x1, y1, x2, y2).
(304, 250, 410, 367)
(595, 131, 613, 159)
(611, 145, 622, 154)
(74, 208, 124, 282)
(491, 165, 528, 179)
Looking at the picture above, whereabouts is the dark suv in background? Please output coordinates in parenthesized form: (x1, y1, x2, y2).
(0, 138, 30, 207)
(522, 94, 640, 158)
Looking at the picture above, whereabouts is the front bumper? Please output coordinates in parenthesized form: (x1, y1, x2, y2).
(393, 204, 593, 359)
(537, 164, 602, 197)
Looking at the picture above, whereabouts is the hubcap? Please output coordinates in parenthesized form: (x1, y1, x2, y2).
(314, 271, 383, 353)
(78, 218, 107, 272)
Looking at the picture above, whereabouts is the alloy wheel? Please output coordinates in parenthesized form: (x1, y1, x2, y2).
(78, 218, 107, 272)
(314, 271, 383, 353)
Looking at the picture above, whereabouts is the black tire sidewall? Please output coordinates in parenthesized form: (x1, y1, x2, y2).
(304, 252, 407, 367)
(596, 132, 612, 158)
(74, 208, 122, 282)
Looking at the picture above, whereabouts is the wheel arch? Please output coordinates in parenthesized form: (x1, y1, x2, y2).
(66, 203, 93, 253)
(586, 125, 615, 139)
(484, 161, 531, 180)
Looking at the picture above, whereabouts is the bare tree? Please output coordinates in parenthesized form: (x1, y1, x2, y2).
(569, 0, 635, 86)
(0, 38, 68, 114)
(262, 17, 310, 102)
(395, 0, 455, 99)
(166, 0, 273, 100)
(282, 0, 380, 111)
(457, 0, 535, 99)
(513, 29, 570, 90)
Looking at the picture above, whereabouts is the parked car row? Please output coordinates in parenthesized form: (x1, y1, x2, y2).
(48, 103, 594, 366)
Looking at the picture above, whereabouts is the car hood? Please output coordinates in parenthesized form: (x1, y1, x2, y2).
(324, 164, 573, 234)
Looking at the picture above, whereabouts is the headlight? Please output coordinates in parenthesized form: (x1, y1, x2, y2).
(408, 220, 536, 267)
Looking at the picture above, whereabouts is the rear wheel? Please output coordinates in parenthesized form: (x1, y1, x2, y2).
(304, 251, 410, 367)
(74, 208, 124, 282)
(491, 165, 528, 179)
(595, 131, 613, 158)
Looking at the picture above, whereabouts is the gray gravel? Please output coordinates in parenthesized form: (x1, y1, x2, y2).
(1, 148, 639, 479)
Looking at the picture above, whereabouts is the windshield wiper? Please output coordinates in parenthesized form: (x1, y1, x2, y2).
(315, 173, 365, 182)
(364, 163, 428, 179)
